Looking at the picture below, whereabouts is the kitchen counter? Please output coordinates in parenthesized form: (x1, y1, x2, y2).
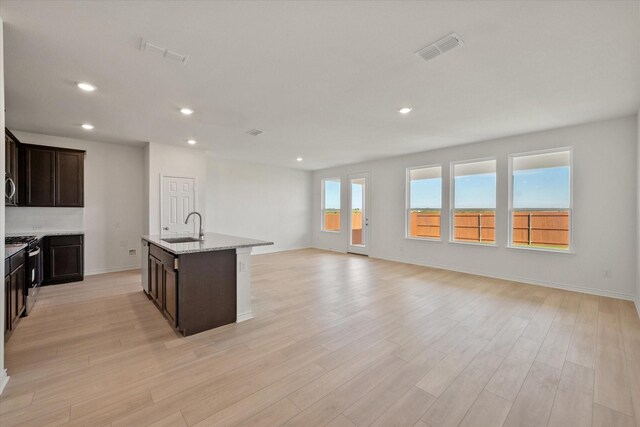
(142, 232, 272, 335)
(141, 232, 273, 255)
(5, 243, 27, 259)
(6, 230, 84, 239)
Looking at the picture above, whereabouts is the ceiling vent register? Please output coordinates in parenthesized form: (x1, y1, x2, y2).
(247, 129, 263, 136)
(140, 39, 189, 64)
(415, 33, 463, 62)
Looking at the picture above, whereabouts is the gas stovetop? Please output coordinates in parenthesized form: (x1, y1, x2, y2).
(5, 236, 38, 245)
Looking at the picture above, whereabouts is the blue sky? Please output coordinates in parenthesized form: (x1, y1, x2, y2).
(324, 180, 341, 209)
(454, 173, 497, 209)
(513, 166, 570, 209)
(324, 181, 363, 210)
(410, 178, 442, 209)
(328, 166, 570, 211)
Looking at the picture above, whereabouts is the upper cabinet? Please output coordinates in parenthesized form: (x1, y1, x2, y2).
(55, 150, 84, 207)
(5, 129, 19, 206)
(4, 129, 86, 208)
(20, 144, 85, 207)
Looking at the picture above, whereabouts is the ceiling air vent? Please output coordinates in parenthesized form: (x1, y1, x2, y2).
(247, 129, 263, 136)
(140, 39, 189, 64)
(415, 33, 463, 63)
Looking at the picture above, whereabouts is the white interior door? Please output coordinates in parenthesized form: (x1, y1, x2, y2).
(348, 172, 369, 255)
(161, 176, 196, 235)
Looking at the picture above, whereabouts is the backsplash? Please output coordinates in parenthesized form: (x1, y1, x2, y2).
(5, 207, 84, 233)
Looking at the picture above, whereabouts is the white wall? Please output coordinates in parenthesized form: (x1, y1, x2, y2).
(206, 155, 312, 254)
(637, 110, 640, 315)
(6, 132, 144, 275)
(313, 115, 638, 300)
(147, 142, 207, 236)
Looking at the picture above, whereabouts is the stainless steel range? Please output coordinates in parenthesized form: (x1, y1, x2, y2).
(6, 235, 42, 315)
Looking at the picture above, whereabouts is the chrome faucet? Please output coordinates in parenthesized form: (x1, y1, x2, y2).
(185, 211, 205, 241)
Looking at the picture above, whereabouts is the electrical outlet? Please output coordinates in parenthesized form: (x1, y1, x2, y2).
(32, 225, 43, 230)
(603, 269, 612, 279)
(128, 249, 137, 256)
(238, 261, 246, 272)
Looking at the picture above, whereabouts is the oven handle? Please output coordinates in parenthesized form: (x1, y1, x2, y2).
(29, 248, 41, 257)
(5, 177, 16, 199)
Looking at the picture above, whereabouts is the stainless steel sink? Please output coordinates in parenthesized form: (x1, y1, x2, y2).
(162, 237, 203, 244)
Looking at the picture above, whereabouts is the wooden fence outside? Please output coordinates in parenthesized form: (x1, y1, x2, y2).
(323, 212, 363, 245)
(408, 210, 569, 248)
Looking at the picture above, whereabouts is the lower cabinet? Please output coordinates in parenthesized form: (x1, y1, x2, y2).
(5, 249, 26, 340)
(148, 245, 178, 328)
(43, 234, 84, 285)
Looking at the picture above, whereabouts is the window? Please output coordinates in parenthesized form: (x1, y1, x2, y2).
(510, 149, 571, 251)
(407, 166, 442, 239)
(451, 159, 496, 244)
(321, 178, 341, 232)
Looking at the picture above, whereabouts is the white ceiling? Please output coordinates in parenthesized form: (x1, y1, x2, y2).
(1, 1, 638, 170)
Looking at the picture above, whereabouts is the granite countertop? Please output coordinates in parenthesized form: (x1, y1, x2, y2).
(6, 230, 84, 239)
(142, 232, 273, 255)
(5, 243, 27, 259)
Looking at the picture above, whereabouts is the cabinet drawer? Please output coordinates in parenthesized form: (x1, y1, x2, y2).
(47, 234, 83, 246)
(149, 243, 175, 268)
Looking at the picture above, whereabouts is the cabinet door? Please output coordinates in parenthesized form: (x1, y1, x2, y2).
(5, 134, 18, 206)
(25, 146, 56, 206)
(149, 255, 159, 303)
(15, 264, 25, 318)
(48, 244, 83, 282)
(4, 275, 10, 334)
(163, 266, 177, 327)
(9, 269, 18, 329)
(55, 151, 84, 207)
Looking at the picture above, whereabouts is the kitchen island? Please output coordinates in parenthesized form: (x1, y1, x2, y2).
(141, 233, 273, 336)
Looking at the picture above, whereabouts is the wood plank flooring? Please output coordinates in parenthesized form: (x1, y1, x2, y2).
(1, 248, 639, 426)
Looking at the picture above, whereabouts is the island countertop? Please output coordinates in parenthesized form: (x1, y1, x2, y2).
(142, 232, 273, 255)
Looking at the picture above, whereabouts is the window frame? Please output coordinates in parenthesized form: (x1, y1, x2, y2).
(321, 177, 342, 233)
(449, 157, 498, 247)
(405, 164, 443, 242)
(507, 147, 574, 254)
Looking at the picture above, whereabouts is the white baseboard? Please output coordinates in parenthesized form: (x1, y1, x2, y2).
(369, 253, 636, 302)
(636, 297, 640, 320)
(237, 312, 253, 323)
(0, 369, 9, 395)
(85, 265, 140, 276)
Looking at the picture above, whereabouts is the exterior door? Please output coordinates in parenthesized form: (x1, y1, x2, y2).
(348, 172, 369, 255)
(161, 176, 195, 235)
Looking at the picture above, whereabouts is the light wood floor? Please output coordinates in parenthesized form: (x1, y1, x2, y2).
(1, 249, 639, 426)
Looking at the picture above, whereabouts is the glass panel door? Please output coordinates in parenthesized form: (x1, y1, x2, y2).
(348, 172, 369, 255)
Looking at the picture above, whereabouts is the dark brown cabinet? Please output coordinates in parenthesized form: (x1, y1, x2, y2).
(148, 245, 177, 328)
(55, 150, 84, 206)
(20, 144, 85, 207)
(145, 241, 237, 336)
(43, 234, 84, 285)
(5, 129, 19, 206)
(5, 249, 26, 340)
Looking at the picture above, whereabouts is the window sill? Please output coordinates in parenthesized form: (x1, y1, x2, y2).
(507, 245, 575, 255)
(449, 240, 498, 248)
(405, 237, 442, 243)
(321, 230, 341, 234)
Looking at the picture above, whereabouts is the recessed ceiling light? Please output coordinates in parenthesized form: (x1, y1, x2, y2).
(81, 123, 94, 130)
(187, 139, 197, 145)
(398, 107, 413, 114)
(296, 157, 303, 162)
(77, 82, 96, 92)
(180, 108, 194, 116)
